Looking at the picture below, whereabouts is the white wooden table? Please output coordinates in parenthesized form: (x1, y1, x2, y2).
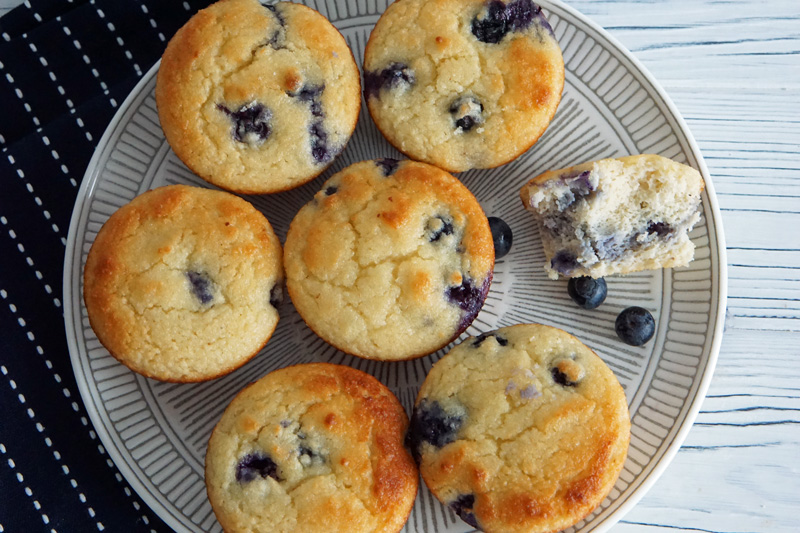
(561, 2, 800, 532)
(2, 0, 797, 531)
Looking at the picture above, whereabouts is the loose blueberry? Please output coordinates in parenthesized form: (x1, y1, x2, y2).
(269, 282, 284, 309)
(217, 102, 272, 144)
(427, 215, 454, 243)
(186, 271, 214, 305)
(647, 221, 672, 237)
(449, 96, 484, 132)
(551, 250, 579, 276)
(375, 158, 400, 176)
(450, 494, 479, 529)
(615, 306, 656, 346)
(567, 276, 607, 309)
(488, 216, 513, 259)
(236, 452, 281, 483)
(471, 0, 538, 44)
(473, 333, 508, 347)
(364, 63, 415, 99)
(551, 366, 579, 387)
(405, 400, 465, 462)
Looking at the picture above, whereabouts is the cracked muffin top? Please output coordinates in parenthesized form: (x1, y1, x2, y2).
(407, 323, 630, 532)
(284, 159, 494, 361)
(363, 0, 564, 172)
(156, 0, 360, 194)
(83, 185, 284, 382)
(205, 363, 418, 533)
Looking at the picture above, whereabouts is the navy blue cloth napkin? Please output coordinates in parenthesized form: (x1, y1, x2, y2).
(0, 1, 217, 531)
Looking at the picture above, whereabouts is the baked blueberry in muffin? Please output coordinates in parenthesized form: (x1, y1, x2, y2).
(156, 0, 360, 193)
(284, 159, 494, 361)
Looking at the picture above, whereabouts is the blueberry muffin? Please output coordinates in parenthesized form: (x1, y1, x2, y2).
(284, 159, 494, 361)
(156, 0, 360, 194)
(83, 185, 284, 382)
(407, 323, 630, 533)
(363, 0, 564, 172)
(205, 363, 418, 532)
(520, 154, 705, 279)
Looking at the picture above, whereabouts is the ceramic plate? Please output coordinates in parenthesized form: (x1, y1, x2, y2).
(64, 1, 727, 531)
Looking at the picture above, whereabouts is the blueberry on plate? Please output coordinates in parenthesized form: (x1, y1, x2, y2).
(615, 306, 655, 346)
(488, 216, 513, 259)
(567, 276, 607, 309)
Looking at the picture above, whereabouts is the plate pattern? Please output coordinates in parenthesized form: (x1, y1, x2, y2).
(64, 1, 724, 532)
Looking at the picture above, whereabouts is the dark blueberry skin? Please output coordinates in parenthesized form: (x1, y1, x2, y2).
(567, 276, 607, 309)
(427, 215, 455, 243)
(488, 216, 513, 259)
(615, 306, 656, 346)
(406, 400, 465, 462)
(325, 186, 338, 195)
(236, 452, 281, 483)
(551, 250, 579, 276)
(446, 277, 480, 311)
(647, 221, 673, 237)
(186, 271, 213, 304)
(263, 3, 287, 49)
(298, 445, 326, 466)
(309, 122, 332, 163)
(551, 366, 579, 387)
(471, 0, 538, 44)
(364, 63, 415, 99)
(288, 84, 325, 117)
(298, 446, 315, 459)
(448, 275, 492, 331)
(217, 102, 272, 144)
(287, 85, 334, 164)
(449, 96, 484, 132)
(450, 494, 480, 529)
(269, 282, 284, 309)
(473, 332, 508, 347)
(375, 158, 400, 176)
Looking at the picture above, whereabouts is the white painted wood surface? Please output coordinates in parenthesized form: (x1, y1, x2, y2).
(563, 1, 800, 532)
(2, 0, 797, 531)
